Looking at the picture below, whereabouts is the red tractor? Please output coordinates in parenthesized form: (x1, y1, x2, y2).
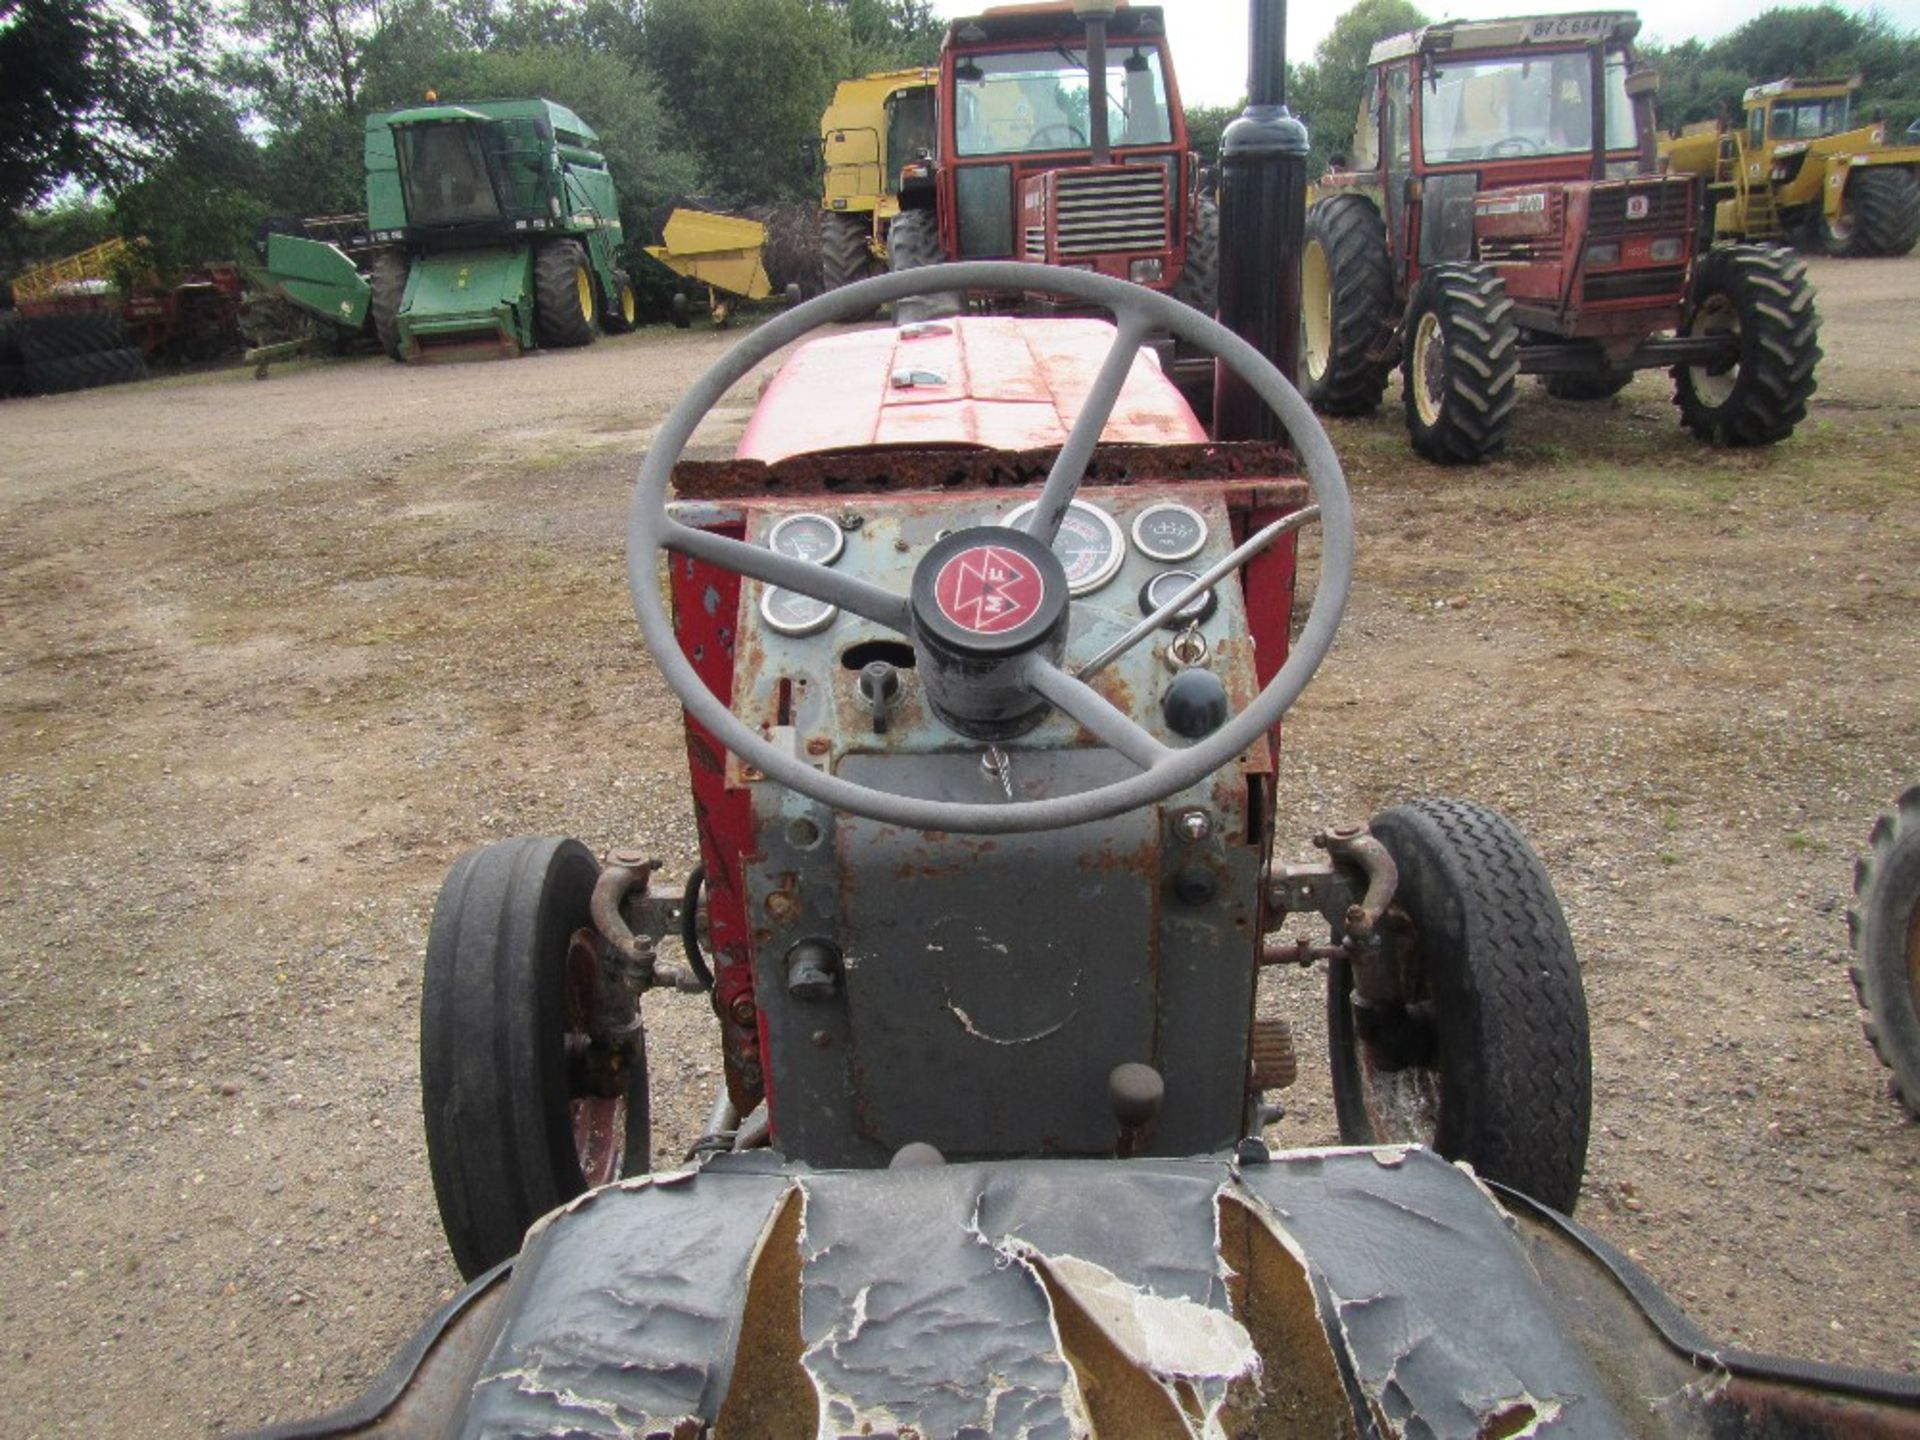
(886, 1, 1216, 317)
(1303, 11, 1823, 462)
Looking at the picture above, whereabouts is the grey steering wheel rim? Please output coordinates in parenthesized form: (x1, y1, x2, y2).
(627, 261, 1353, 835)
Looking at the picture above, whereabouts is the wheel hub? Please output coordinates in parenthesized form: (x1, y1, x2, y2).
(1413, 312, 1446, 426)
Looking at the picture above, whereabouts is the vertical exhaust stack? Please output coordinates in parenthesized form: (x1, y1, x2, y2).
(1076, 0, 1115, 166)
(1212, 0, 1310, 442)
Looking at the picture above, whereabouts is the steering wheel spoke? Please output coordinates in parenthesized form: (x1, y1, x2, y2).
(1022, 655, 1171, 772)
(1022, 307, 1154, 547)
(663, 518, 913, 632)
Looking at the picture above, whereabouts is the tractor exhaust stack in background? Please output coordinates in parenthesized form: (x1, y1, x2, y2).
(1212, 0, 1310, 442)
(1076, 0, 1116, 166)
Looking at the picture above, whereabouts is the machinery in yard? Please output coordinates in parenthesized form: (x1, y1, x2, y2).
(882, 2, 1217, 317)
(643, 207, 774, 328)
(816, 66, 937, 289)
(253, 99, 637, 361)
(1659, 76, 1920, 258)
(1303, 11, 1823, 462)
(1851, 786, 1920, 1117)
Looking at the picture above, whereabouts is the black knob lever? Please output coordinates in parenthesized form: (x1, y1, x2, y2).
(858, 661, 901, 735)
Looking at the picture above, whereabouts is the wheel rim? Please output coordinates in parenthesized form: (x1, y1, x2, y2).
(563, 927, 627, 1187)
(575, 265, 594, 325)
(1412, 311, 1445, 426)
(1827, 207, 1855, 245)
(1687, 292, 1740, 407)
(620, 284, 636, 326)
(1302, 238, 1333, 383)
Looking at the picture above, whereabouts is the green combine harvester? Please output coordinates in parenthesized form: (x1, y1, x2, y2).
(258, 98, 637, 361)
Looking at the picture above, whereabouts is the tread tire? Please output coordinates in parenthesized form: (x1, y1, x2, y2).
(25, 346, 146, 394)
(1301, 195, 1395, 415)
(1849, 787, 1920, 1118)
(1825, 168, 1920, 258)
(1672, 245, 1819, 447)
(1328, 797, 1591, 1212)
(369, 251, 410, 361)
(534, 240, 596, 349)
(886, 207, 957, 324)
(422, 836, 650, 1279)
(18, 311, 131, 361)
(1172, 197, 1219, 315)
(602, 268, 638, 334)
(1401, 262, 1518, 463)
(821, 210, 880, 291)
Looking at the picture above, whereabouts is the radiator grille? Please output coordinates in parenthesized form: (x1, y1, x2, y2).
(1480, 237, 1565, 264)
(1588, 179, 1693, 234)
(1053, 168, 1168, 255)
(1583, 265, 1688, 303)
(1023, 224, 1047, 260)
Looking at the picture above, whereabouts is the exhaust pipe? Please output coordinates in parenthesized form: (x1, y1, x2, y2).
(1075, 0, 1115, 166)
(1212, 0, 1310, 441)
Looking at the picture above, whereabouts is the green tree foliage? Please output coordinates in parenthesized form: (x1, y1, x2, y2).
(1289, 0, 1427, 173)
(643, 0, 851, 201)
(836, 0, 944, 73)
(1185, 103, 1239, 168)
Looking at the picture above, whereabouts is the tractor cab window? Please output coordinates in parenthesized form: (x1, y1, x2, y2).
(1386, 64, 1412, 166)
(1351, 79, 1381, 170)
(1419, 48, 1636, 163)
(1749, 106, 1767, 148)
(396, 123, 505, 225)
(887, 86, 937, 180)
(1769, 95, 1851, 139)
(952, 47, 1173, 157)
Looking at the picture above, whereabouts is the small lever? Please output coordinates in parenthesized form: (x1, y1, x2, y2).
(858, 661, 900, 735)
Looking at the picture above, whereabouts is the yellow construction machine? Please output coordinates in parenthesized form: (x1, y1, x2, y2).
(816, 67, 937, 290)
(1660, 76, 1920, 256)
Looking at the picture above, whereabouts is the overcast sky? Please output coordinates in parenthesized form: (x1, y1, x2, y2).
(928, 1, 1920, 106)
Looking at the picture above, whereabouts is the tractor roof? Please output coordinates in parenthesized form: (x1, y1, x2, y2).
(1370, 11, 1639, 66)
(948, 3, 1166, 48)
(366, 97, 599, 146)
(1743, 76, 1860, 103)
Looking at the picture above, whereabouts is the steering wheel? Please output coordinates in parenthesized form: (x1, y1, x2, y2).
(1028, 123, 1088, 150)
(627, 262, 1354, 836)
(1486, 135, 1543, 156)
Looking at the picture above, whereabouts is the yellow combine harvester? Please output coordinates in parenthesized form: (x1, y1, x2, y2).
(816, 67, 936, 290)
(1659, 76, 1920, 256)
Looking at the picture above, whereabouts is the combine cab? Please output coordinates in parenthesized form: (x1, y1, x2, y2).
(1660, 76, 1920, 258)
(816, 67, 938, 289)
(1305, 11, 1822, 461)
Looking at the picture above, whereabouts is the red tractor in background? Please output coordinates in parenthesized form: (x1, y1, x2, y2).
(1303, 11, 1822, 462)
(886, 1, 1217, 318)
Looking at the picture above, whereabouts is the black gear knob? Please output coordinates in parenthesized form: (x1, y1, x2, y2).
(1163, 667, 1229, 739)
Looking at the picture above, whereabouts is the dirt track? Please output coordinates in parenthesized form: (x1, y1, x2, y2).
(1, 256, 1916, 1435)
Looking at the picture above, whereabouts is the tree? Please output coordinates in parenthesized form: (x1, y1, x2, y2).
(1290, 0, 1427, 172)
(835, 0, 944, 73)
(643, 0, 851, 201)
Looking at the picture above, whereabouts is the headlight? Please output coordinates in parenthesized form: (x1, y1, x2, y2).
(1130, 258, 1164, 284)
(1583, 242, 1621, 268)
(1650, 236, 1684, 262)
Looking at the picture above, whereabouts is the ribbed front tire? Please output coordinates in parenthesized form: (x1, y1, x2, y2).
(1672, 245, 1819, 446)
(1301, 195, 1395, 415)
(534, 240, 597, 349)
(1401, 263, 1518, 464)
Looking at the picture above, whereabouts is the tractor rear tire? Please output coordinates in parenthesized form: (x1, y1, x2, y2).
(602, 269, 638, 333)
(422, 835, 651, 1280)
(534, 240, 598, 349)
(1328, 797, 1591, 1213)
(821, 210, 880, 291)
(25, 345, 146, 394)
(1171, 197, 1219, 315)
(1542, 368, 1633, 401)
(1301, 195, 1395, 415)
(18, 311, 130, 361)
(1850, 787, 1920, 1118)
(369, 251, 410, 361)
(887, 208, 958, 324)
(1672, 245, 1819, 447)
(1401, 263, 1518, 464)
(1823, 168, 1920, 258)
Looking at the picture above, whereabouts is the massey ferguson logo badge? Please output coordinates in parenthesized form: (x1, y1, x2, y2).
(1626, 194, 1650, 220)
(934, 544, 1043, 635)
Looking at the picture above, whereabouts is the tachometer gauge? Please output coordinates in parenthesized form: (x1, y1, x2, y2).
(1139, 569, 1218, 628)
(767, 512, 845, 565)
(1130, 502, 1207, 562)
(999, 498, 1125, 596)
(760, 586, 838, 637)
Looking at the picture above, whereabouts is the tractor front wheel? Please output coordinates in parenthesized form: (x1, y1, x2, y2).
(1171, 196, 1219, 316)
(421, 836, 651, 1279)
(1301, 195, 1395, 415)
(369, 251, 410, 360)
(1851, 787, 1920, 1117)
(1822, 168, 1920, 257)
(602, 269, 638, 333)
(1401, 263, 1518, 463)
(820, 210, 880, 291)
(534, 240, 598, 349)
(886, 208, 957, 324)
(1672, 245, 1819, 446)
(1327, 797, 1591, 1213)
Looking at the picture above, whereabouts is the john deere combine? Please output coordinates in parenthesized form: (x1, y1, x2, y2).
(257, 98, 636, 360)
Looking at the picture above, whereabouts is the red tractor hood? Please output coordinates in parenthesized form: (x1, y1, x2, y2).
(737, 316, 1207, 462)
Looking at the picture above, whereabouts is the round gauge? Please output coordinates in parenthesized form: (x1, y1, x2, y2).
(999, 498, 1125, 596)
(767, 511, 845, 565)
(1131, 502, 1208, 562)
(760, 586, 838, 637)
(1139, 569, 1218, 629)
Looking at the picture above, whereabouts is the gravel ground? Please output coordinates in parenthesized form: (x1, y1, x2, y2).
(1, 256, 1916, 1436)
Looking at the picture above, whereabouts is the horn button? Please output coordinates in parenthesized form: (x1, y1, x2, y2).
(909, 526, 1069, 740)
